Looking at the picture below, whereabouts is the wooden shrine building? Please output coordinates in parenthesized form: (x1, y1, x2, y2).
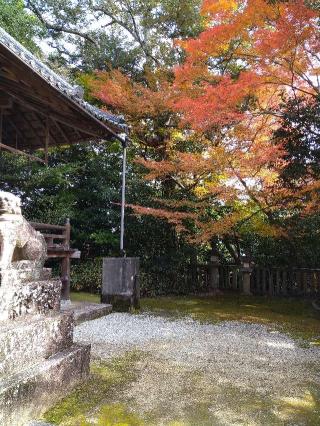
(0, 27, 127, 299)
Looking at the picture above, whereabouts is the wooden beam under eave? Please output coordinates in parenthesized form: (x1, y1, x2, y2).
(51, 118, 70, 145)
(0, 80, 102, 135)
(0, 142, 46, 164)
(0, 93, 13, 109)
(5, 89, 103, 139)
(0, 109, 3, 145)
(45, 117, 49, 165)
(30, 111, 58, 147)
(15, 104, 43, 147)
(6, 115, 24, 140)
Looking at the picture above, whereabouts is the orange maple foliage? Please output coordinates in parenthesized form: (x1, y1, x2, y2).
(174, 0, 319, 128)
(88, 0, 319, 248)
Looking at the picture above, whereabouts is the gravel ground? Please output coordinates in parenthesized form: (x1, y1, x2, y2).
(74, 313, 320, 424)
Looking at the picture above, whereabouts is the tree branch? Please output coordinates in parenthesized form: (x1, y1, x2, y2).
(27, 1, 97, 45)
(91, 3, 160, 65)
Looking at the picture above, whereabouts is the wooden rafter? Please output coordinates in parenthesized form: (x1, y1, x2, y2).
(31, 111, 58, 146)
(0, 142, 45, 164)
(45, 116, 49, 164)
(0, 108, 3, 145)
(0, 34, 125, 157)
(0, 38, 125, 164)
(51, 118, 70, 145)
(5, 90, 102, 138)
(15, 105, 43, 146)
(6, 115, 24, 140)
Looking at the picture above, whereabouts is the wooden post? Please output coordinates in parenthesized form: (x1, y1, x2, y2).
(312, 271, 317, 297)
(282, 270, 288, 296)
(61, 219, 71, 301)
(0, 108, 3, 148)
(45, 116, 50, 165)
(268, 269, 274, 296)
(61, 256, 71, 301)
(276, 269, 281, 296)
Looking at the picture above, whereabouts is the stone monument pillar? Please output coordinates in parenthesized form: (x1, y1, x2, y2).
(0, 191, 90, 425)
(102, 257, 140, 311)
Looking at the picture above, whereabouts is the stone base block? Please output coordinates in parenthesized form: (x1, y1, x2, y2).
(0, 279, 61, 321)
(101, 293, 140, 312)
(0, 261, 46, 285)
(0, 344, 90, 426)
(0, 313, 74, 377)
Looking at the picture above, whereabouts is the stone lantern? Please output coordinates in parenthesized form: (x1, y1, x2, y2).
(241, 255, 253, 295)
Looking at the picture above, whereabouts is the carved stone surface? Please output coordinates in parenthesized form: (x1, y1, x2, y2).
(0, 268, 61, 321)
(0, 191, 91, 425)
(0, 313, 74, 377)
(0, 191, 47, 269)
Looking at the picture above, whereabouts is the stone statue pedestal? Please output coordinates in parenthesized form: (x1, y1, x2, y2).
(0, 261, 90, 425)
(0, 190, 90, 424)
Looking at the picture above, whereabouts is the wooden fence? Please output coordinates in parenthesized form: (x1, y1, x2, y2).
(190, 264, 320, 297)
(250, 267, 320, 297)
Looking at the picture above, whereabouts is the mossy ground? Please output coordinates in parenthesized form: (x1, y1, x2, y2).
(43, 357, 320, 426)
(47, 292, 320, 425)
(44, 351, 143, 425)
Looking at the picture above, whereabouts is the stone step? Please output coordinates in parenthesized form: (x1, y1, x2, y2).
(61, 302, 112, 324)
(0, 313, 73, 377)
(0, 343, 90, 426)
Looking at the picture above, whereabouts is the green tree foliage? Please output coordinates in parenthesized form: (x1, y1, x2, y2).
(0, 0, 44, 52)
(1, 0, 320, 297)
(24, 0, 203, 70)
(240, 96, 320, 268)
(0, 0, 205, 296)
(275, 97, 320, 188)
(0, 142, 201, 294)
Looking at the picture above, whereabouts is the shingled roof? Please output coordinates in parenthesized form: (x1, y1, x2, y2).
(0, 27, 127, 159)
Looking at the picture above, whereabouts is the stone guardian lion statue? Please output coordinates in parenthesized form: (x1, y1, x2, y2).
(0, 191, 47, 269)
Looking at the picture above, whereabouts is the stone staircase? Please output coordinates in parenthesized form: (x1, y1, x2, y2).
(0, 261, 90, 426)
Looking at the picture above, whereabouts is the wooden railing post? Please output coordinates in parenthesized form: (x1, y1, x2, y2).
(282, 270, 288, 296)
(61, 218, 71, 301)
(275, 269, 280, 296)
(268, 269, 274, 296)
(64, 218, 71, 249)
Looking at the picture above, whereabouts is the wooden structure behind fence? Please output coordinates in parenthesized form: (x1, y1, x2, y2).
(29, 220, 80, 300)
